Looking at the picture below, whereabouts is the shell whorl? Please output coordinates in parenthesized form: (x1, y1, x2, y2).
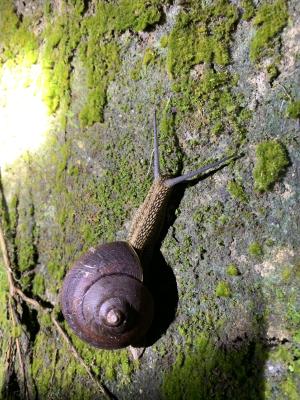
(61, 241, 154, 349)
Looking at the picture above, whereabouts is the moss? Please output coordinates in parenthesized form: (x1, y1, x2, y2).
(164, 1, 250, 145)
(17, 238, 36, 272)
(281, 266, 292, 282)
(248, 242, 263, 257)
(42, 3, 84, 126)
(31, 331, 55, 396)
(11, 325, 22, 338)
(71, 332, 133, 382)
(241, 0, 255, 21)
(0, 265, 9, 325)
(267, 64, 279, 84)
(143, 48, 156, 66)
(215, 281, 231, 297)
(79, 40, 120, 126)
(31, 325, 132, 398)
(82, 0, 163, 36)
(162, 333, 266, 399)
(159, 102, 183, 175)
(270, 344, 300, 400)
(32, 273, 46, 296)
(78, 0, 165, 126)
(13, 198, 38, 292)
(130, 58, 143, 81)
(286, 101, 300, 119)
(160, 35, 169, 48)
(286, 302, 300, 331)
(166, 0, 238, 76)
(211, 120, 223, 136)
(0, 0, 38, 66)
(9, 194, 18, 241)
(253, 140, 289, 192)
(172, 69, 248, 144)
(281, 379, 299, 400)
(227, 180, 248, 203)
(250, 0, 288, 62)
(227, 264, 240, 276)
(41, 0, 166, 127)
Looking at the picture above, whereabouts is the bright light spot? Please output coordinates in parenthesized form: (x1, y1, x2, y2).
(0, 64, 51, 168)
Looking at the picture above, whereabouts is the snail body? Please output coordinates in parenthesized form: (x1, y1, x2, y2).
(61, 112, 232, 349)
(128, 177, 172, 253)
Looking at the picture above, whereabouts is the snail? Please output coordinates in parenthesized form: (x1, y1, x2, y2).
(61, 111, 233, 349)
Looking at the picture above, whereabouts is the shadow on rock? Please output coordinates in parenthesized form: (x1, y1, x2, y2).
(162, 286, 268, 400)
(137, 249, 179, 348)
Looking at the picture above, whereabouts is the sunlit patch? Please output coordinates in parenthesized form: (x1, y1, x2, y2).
(0, 64, 51, 168)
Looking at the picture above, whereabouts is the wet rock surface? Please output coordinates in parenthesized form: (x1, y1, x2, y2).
(0, 1, 299, 399)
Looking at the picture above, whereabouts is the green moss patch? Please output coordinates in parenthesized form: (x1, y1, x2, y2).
(160, 35, 169, 48)
(78, 39, 120, 126)
(167, 0, 238, 76)
(269, 343, 300, 400)
(32, 324, 133, 397)
(32, 273, 46, 297)
(227, 264, 240, 276)
(0, 0, 38, 66)
(159, 102, 183, 175)
(250, 0, 288, 62)
(248, 242, 263, 257)
(227, 180, 249, 203)
(267, 64, 279, 84)
(215, 281, 231, 297)
(253, 140, 289, 192)
(78, 0, 165, 126)
(286, 101, 300, 119)
(241, 0, 255, 21)
(171, 68, 250, 143)
(164, 0, 251, 145)
(163, 334, 266, 400)
(42, 2, 84, 127)
(143, 48, 156, 66)
(82, 0, 163, 35)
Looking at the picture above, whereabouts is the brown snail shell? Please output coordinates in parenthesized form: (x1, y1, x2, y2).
(61, 241, 154, 349)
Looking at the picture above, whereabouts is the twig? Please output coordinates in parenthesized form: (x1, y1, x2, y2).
(8, 298, 29, 400)
(51, 316, 113, 400)
(14, 287, 48, 312)
(0, 224, 15, 296)
(0, 221, 30, 398)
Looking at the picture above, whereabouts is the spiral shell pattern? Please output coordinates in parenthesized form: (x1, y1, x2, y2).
(61, 241, 154, 349)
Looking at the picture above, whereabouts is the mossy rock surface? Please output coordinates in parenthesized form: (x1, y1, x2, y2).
(0, 1, 300, 399)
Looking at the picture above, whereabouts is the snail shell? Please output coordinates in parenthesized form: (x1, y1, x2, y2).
(61, 241, 154, 349)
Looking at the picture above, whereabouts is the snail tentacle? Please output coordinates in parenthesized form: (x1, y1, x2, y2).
(153, 109, 160, 180)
